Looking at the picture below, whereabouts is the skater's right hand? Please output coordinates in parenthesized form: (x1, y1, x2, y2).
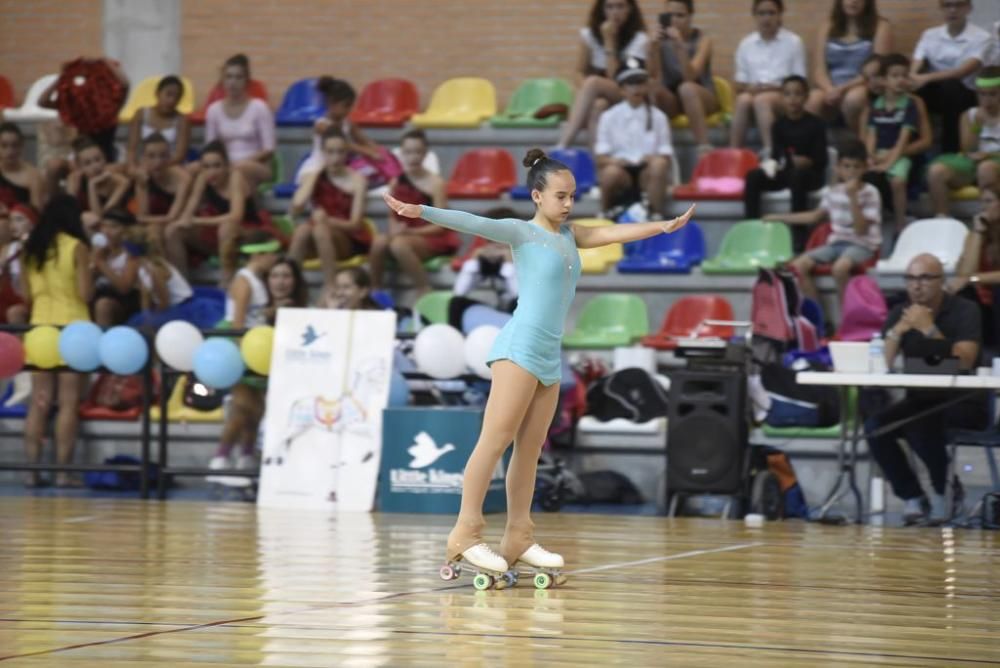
(382, 192, 422, 220)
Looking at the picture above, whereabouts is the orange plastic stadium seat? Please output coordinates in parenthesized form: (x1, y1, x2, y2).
(641, 295, 735, 350)
(450, 237, 489, 271)
(350, 78, 420, 127)
(446, 148, 517, 199)
(672, 148, 759, 201)
(0, 75, 16, 110)
(805, 222, 878, 276)
(190, 79, 269, 125)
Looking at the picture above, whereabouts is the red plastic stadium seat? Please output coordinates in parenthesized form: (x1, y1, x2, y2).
(446, 148, 517, 199)
(349, 78, 419, 128)
(0, 76, 15, 110)
(190, 79, 270, 125)
(450, 237, 489, 271)
(805, 222, 879, 276)
(641, 295, 734, 350)
(672, 149, 759, 201)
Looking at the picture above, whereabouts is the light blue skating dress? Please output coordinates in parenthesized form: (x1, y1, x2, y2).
(420, 206, 581, 386)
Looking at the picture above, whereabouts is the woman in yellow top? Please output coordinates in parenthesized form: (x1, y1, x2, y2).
(20, 194, 93, 487)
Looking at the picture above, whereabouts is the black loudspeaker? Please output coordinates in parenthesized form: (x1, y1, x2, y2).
(667, 369, 748, 494)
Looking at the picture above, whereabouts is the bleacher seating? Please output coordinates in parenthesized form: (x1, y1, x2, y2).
(189, 78, 269, 124)
(118, 75, 196, 122)
(641, 295, 734, 350)
(510, 148, 596, 200)
(350, 78, 420, 128)
(413, 290, 452, 326)
(672, 148, 759, 201)
(669, 76, 732, 130)
(563, 294, 648, 348)
(3, 74, 58, 122)
(875, 217, 968, 275)
(701, 220, 792, 274)
(446, 148, 517, 199)
(573, 219, 623, 273)
(411, 78, 496, 129)
(805, 222, 879, 276)
(0, 75, 15, 110)
(275, 78, 325, 126)
(618, 221, 705, 273)
(490, 78, 573, 129)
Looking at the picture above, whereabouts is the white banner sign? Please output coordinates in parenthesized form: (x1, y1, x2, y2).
(258, 308, 397, 511)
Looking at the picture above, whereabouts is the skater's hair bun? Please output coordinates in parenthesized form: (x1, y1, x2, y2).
(523, 148, 572, 196)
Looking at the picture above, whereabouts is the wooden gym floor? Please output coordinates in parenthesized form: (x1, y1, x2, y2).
(0, 497, 998, 666)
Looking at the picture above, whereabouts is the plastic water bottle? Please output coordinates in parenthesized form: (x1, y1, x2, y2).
(869, 333, 887, 374)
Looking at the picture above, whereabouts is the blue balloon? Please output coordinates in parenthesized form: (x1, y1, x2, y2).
(58, 321, 102, 372)
(389, 367, 410, 407)
(98, 326, 149, 375)
(193, 338, 245, 390)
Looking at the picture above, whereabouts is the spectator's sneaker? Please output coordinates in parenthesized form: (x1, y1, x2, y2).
(206, 455, 231, 485)
(928, 493, 949, 525)
(902, 496, 929, 526)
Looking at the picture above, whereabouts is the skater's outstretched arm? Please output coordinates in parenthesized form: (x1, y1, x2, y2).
(383, 193, 527, 245)
(572, 204, 696, 249)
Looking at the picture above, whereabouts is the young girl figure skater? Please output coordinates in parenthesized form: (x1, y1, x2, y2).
(384, 149, 694, 589)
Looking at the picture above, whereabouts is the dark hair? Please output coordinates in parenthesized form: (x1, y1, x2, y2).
(485, 206, 520, 220)
(587, 0, 646, 50)
(978, 65, 1000, 81)
(317, 76, 356, 106)
(200, 140, 229, 164)
(781, 75, 809, 92)
(223, 53, 251, 78)
(401, 129, 428, 145)
(269, 257, 310, 309)
(668, 0, 694, 11)
(321, 127, 347, 143)
(24, 194, 89, 270)
(861, 53, 883, 71)
(102, 207, 136, 226)
(72, 136, 101, 155)
(522, 149, 572, 194)
(335, 266, 380, 310)
(156, 75, 183, 95)
(753, 0, 783, 11)
(879, 53, 910, 75)
(829, 0, 880, 40)
(141, 131, 170, 150)
(0, 122, 24, 143)
(837, 138, 868, 163)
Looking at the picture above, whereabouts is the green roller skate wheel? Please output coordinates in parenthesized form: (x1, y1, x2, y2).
(533, 572, 553, 590)
(473, 573, 493, 591)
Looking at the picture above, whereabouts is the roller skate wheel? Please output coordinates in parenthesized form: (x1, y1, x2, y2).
(439, 565, 458, 581)
(473, 573, 494, 591)
(533, 572, 553, 590)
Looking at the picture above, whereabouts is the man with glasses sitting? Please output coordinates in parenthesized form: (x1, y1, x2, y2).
(865, 253, 988, 525)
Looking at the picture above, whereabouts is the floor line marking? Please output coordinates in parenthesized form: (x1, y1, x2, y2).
(569, 542, 763, 575)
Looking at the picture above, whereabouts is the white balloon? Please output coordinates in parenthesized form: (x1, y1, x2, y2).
(414, 324, 467, 379)
(155, 320, 205, 371)
(463, 325, 500, 379)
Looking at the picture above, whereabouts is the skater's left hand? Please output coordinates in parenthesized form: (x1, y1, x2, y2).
(382, 191, 423, 219)
(660, 204, 695, 234)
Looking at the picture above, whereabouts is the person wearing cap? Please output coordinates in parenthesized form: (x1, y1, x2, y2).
(594, 59, 674, 221)
(91, 208, 141, 328)
(927, 66, 1000, 216)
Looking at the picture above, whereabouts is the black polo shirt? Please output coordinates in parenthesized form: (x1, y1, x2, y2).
(882, 293, 981, 360)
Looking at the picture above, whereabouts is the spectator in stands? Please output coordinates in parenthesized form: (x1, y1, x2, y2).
(927, 66, 1000, 216)
(946, 182, 1000, 345)
(213, 231, 282, 477)
(0, 123, 43, 210)
(263, 257, 309, 322)
(744, 75, 828, 249)
(288, 128, 369, 288)
(134, 132, 192, 251)
(0, 206, 25, 324)
(166, 141, 262, 285)
(321, 266, 382, 310)
(36, 120, 76, 203)
(128, 237, 197, 331)
(867, 252, 986, 525)
(595, 60, 674, 221)
(730, 0, 806, 156)
(777, 139, 881, 304)
(864, 53, 918, 231)
(66, 136, 131, 234)
(368, 130, 456, 297)
(910, 0, 993, 154)
(125, 75, 191, 171)
(452, 207, 520, 318)
(296, 77, 383, 182)
(647, 0, 718, 155)
(805, 0, 893, 134)
(556, 0, 649, 150)
(91, 208, 140, 328)
(204, 54, 276, 189)
(21, 195, 92, 488)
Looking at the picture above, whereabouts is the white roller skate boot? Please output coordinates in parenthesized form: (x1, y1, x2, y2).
(440, 543, 513, 591)
(510, 544, 567, 590)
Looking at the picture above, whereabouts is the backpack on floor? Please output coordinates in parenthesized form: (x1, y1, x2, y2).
(585, 368, 668, 423)
(761, 360, 840, 427)
(751, 267, 819, 364)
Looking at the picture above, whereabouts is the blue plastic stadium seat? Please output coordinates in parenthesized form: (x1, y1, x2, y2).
(618, 222, 706, 274)
(510, 148, 596, 199)
(273, 152, 312, 198)
(0, 382, 27, 418)
(276, 78, 325, 127)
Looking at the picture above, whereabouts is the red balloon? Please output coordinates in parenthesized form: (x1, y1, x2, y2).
(0, 332, 25, 379)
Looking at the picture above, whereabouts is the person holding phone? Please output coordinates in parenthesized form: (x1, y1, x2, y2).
(647, 0, 718, 156)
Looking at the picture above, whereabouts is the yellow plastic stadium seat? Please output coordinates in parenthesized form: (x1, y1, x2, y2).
(573, 218, 623, 273)
(303, 218, 377, 271)
(952, 185, 980, 201)
(119, 75, 196, 122)
(670, 76, 733, 130)
(410, 78, 497, 129)
(149, 375, 224, 423)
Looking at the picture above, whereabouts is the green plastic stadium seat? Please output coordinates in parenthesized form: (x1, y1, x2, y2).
(701, 220, 793, 275)
(490, 78, 574, 129)
(563, 294, 649, 349)
(413, 290, 453, 327)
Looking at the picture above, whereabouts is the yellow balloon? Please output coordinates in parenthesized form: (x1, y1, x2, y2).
(240, 325, 274, 376)
(25, 325, 62, 369)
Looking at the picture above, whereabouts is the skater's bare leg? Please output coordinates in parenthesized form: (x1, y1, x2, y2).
(500, 380, 560, 565)
(446, 360, 537, 560)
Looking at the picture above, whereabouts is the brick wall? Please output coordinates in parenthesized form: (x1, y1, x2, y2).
(0, 1, 946, 109)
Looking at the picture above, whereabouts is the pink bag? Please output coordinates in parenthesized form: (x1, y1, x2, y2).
(694, 176, 744, 195)
(838, 275, 887, 341)
(348, 146, 402, 188)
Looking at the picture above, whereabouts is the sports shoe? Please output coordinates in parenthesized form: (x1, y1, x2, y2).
(928, 493, 949, 524)
(902, 496, 929, 526)
(516, 543, 565, 569)
(460, 543, 509, 573)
